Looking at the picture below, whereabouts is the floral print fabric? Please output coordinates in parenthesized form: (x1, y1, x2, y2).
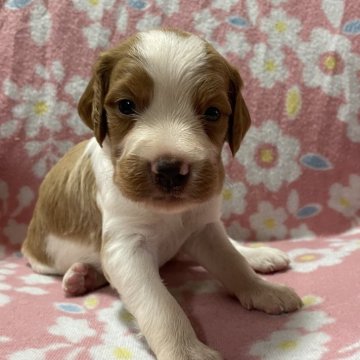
(1, 0, 360, 359)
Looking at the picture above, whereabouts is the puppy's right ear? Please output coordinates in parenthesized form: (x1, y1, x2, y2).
(78, 53, 113, 146)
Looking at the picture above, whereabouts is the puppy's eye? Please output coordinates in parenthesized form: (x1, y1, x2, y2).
(204, 107, 221, 121)
(118, 99, 136, 116)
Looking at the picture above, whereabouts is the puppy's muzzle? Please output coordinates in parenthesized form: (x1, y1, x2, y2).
(151, 157, 190, 193)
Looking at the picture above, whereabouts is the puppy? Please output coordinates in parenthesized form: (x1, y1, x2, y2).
(22, 29, 302, 360)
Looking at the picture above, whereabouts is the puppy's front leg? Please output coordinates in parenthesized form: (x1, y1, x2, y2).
(183, 222, 303, 314)
(102, 236, 222, 360)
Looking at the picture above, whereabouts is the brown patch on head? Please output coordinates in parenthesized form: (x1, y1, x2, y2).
(78, 34, 154, 154)
(105, 59, 154, 160)
(193, 43, 251, 156)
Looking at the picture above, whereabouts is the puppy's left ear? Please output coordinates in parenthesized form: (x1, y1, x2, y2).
(227, 66, 251, 156)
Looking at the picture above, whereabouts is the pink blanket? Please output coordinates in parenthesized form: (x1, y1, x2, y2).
(1, 1, 360, 359)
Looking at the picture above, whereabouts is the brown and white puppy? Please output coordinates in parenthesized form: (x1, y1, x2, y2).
(22, 30, 302, 360)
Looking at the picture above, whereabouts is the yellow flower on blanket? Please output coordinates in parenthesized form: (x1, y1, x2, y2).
(221, 182, 247, 219)
(84, 295, 99, 309)
(250, 330, 330, 359)
(286, 86, 302, 120)
(249, 202, 288, 241)
(113, 347, 132, 359)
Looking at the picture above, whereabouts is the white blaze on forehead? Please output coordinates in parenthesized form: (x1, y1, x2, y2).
(123, 31, 217, 163)
(136, 30, 207, 96)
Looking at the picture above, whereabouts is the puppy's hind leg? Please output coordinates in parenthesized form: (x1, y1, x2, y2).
(229, 238, 290, 274)
(24, 255, 108, 297)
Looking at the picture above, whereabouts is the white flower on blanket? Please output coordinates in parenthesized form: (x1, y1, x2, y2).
(297, 28, 357, 97)
(270, 0, 287, 5)
(217, 31, 251, 59)
(0, 262, 13, 307)
(29, 1, 52, 46)
(250, 202, 288, 241)
(83, 23, 111, 49)
(338, 340, 360, 360)
(328, 175, 360, 217)
(238, 120, 301, 192)
(72, 0, 115, 21)
(194, 8, 220, 38)
(250, 330, 330, 360)
(249, 44, 288, 88)
(3, 219, 27, 245)
(65, 76, 92, 136)
(338, 101, 360, 143)
(4, 80, 69, 137)
(0, 286, 11, 307)
(290, 224, 316, 242)
(260, 8, 301, 48)
(222, 182, 247, 219)
(288, 247, 348, 273)
(212, 0, 238, 11)
(48, 317, 96, 343)
(89, 300, 154, 359)
(25, 138, 74, 178)
(226, 222, 251, 241)
(285, 311, 335, 332)
(136, 13, 162, 32)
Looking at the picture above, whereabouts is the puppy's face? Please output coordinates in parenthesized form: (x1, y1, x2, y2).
(79, 30, 251, 212)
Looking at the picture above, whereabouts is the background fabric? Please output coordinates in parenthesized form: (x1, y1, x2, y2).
(1, 1, 360, 359)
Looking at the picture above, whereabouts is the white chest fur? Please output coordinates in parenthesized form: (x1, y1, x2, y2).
(88, 138, 221, 267)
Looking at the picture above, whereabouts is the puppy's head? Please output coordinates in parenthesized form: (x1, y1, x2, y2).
(78, 30, 251, 213)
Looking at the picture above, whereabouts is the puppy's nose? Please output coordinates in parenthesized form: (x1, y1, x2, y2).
(151, 158, 190, 192)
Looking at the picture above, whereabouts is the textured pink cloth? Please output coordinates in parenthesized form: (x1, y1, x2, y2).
(1, 0, 360, 359)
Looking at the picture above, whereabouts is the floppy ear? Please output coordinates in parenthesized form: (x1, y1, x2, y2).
(78, 53, 113, 146)
(227, 66, 251, 156)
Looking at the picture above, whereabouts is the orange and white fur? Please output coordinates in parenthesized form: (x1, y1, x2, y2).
(22, 30, 302, 360)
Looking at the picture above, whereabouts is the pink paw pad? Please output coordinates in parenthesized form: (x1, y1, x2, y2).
(62, 263, 104, 297)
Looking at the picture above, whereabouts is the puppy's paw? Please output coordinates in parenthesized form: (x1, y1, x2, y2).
(243, 247, 290, 274)
(159, 341, 222, 360)
(237, 279, 303, 315)
(62, 263, 106, 297)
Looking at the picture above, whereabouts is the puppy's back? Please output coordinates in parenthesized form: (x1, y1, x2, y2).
(22, 140, 102, 270)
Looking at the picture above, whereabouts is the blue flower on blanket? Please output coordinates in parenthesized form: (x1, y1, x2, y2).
(128, 0, 149, 10)
(296, 204, 322, 219)
(343, 19, 360, 35)
(5, 0, 32, 9)
(300, 153, 333, 170)
(228, 16, 248, 28)
(56, 303, 85, 314)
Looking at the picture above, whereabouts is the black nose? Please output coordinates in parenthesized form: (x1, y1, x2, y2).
(152, 158, 189, 192)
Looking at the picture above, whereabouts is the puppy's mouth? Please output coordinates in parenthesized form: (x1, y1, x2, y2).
(114, 154, 223, 211)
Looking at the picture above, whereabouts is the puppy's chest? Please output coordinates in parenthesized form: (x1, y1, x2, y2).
(146, 214, 198, 266)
